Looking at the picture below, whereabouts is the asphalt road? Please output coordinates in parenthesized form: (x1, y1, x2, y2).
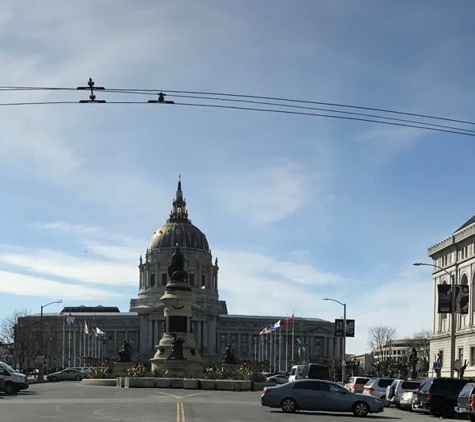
(1, 381, 437, 422)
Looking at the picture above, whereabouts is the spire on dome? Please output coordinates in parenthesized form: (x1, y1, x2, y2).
(168, 175, 190, 223)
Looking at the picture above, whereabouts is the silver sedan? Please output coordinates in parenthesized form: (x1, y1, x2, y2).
(261, 379, 385, 416)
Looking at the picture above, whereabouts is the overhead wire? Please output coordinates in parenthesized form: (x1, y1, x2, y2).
(0, 84, 474, 137)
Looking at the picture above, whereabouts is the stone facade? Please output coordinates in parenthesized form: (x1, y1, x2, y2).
(427, 215, 475, 377)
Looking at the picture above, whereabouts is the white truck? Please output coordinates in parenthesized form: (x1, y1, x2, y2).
(288, 365, 305, 382)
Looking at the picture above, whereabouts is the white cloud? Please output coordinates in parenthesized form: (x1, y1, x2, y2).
(217, 163, 320, 225)
(0, 270, 118, 300)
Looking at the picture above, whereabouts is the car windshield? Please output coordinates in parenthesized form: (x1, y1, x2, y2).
(2, 363, 16, 373)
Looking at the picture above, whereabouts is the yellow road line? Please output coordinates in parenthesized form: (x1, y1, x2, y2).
(176, 401, 185, 422)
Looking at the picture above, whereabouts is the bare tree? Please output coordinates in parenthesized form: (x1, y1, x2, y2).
(367, 325, 396, 376)
(412, 329, 431, 376)
(0, 309, 37, 370)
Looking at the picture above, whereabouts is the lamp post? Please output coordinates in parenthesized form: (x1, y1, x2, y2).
(323, 297, 347, 383)
(38, 300, 62, 381)
(414, 262, 456, 378)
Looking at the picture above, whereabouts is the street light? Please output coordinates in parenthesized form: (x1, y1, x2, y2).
(323, 297, 347, 383)
(38, 300, 62, 381)
(414, 262, 456, 378)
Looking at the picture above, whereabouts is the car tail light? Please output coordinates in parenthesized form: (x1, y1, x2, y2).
(469, 396, 473, 406)
(428, 393, 432, 401)
(352, 383, 356, 390)
(262, 388, 271, 396)
(364, 386, 374, 392)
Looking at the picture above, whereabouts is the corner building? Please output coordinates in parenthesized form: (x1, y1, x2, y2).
(130, 179, 343, 368)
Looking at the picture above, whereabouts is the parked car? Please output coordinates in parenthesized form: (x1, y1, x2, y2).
(46, 368, 85, 382)
(261, 378, 385, 416)
(362, 378, 394, 400)
(399, 388, 419, 411)
(266, 374, 288, 384)
(385, 379, 421, 407)
(70, 367, 92, 377)
(0, 361, 29, 394)
(417, 377, 470, 418)
(344, 376, 371, 393)
(455, 381, 475, 421)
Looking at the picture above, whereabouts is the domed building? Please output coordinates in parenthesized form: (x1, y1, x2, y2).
(129, 178, 343, 368)
(19, 178, 345, 372)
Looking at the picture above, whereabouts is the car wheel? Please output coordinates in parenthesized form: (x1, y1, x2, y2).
(280, 398, 297, 413)
(50, 376, 58, 382)
(4, 382, 16, 395)
(352, 402, 369, 417)
(75, 375, 82, 381)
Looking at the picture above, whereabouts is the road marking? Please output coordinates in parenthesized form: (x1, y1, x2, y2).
(176, 401, 185, 422)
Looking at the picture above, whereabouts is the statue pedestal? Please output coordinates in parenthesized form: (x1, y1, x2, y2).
(222, 364, 240, 376)
(150, 358, 204, 377)
(112, 362, 134, 375)
(150, 248, 204, 377)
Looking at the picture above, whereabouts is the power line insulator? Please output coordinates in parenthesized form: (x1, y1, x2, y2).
(77, 78, 106, 103)
(148, 92, 174, 104)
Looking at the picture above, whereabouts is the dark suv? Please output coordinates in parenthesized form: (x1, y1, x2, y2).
(417, 377, 470, 418)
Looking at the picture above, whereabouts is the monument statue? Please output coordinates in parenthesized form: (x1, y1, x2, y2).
(168, 246, 188, 282)
(118, 339, 133, 362)
(223, 344, 238, 364)
(168, 333, 186, 360)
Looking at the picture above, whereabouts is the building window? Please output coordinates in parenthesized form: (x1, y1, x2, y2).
(439, 350, 444, 367)
(470, 347, 475, 366)
(189, 273, 195, 286)
(201, 275, 206, 288)
(161, 273, 167, 286)
(459, 347, 464, 362)
(150, 273, 155, 287)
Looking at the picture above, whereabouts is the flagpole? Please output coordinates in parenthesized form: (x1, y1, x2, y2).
(279, 325, 282, 372)
(285, 319, 289, 371)
(270, 330, 272, 372)
(73, 325, 77, 366)
(291, 314, 295, 364)
(62, 315, 65, 369)
(68, 322, 71, 367)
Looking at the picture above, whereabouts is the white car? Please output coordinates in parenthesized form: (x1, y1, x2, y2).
(400, 388, 419, 411)
(386, 379, 421, 407)
(266, 373, 289, 384)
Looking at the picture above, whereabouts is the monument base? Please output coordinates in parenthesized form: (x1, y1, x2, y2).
(150, 358, 204, 378)
(112, 362, 135, 375)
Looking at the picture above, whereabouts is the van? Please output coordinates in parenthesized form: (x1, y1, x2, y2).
(288, 365, 305, 382)
(301, 363, 331, 381)
(0, 362, 29, 394)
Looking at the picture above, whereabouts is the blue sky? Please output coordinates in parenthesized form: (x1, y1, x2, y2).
(1, 1, 474, 354)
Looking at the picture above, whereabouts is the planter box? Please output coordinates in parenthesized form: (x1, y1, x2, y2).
(156, 378, 172, 388)
(183, 379, 199, 389)
(199, 379, 216, 390)
(127, 377, 156, 388)
(234, 380, 251, 391)
(170, 378, 184, 389)
(215, 380, 234, 391)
